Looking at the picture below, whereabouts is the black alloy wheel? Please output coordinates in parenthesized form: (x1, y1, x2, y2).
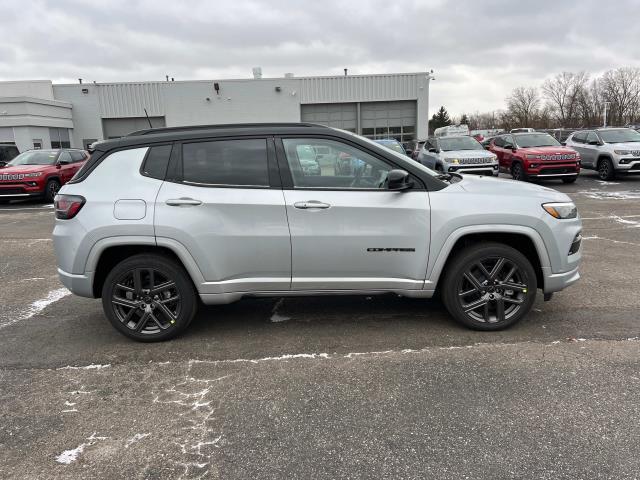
(598, 158, 615, 181)
(442, 243, 537, 330)
(102, 254, 197, 341)
(511, 162, 526, 181)
(45, 179, 61, 203)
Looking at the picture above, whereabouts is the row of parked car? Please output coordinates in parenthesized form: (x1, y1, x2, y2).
(397, 125, 640, 182)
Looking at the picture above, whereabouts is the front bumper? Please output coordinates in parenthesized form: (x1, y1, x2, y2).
(542, 264, 580, 293)
(525, 162, 580, 178)
(0, 182, 45, 199)
(615, 159, 640, 173)
(448, 164, 499, 175)
(57, 267, 95, 298)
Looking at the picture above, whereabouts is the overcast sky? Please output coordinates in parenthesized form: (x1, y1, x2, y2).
(2, 0, 639, 116)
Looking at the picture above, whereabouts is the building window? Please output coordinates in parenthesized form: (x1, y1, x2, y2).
(50, 128, 71, 149)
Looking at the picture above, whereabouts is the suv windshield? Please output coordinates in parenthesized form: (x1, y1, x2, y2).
(514, 133, 561, 148)
(8, 150, 58, 166)
(438, 136, 483, 151)
(598, 128, 640, 144)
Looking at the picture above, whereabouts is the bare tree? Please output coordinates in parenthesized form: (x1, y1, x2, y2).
(542, 72, 588, 127)
(506, 87, 540, 127)
(600, 67, 640, 126)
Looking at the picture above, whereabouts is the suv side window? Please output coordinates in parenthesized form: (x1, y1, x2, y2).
(58, 151, 72, 164)
(572, 132, 586, 144)
(181, 139, 269, 187)
(502, 135, 515, 148)
(426, 139, 437, 151)
(142, 144, 173, 180)
(282, 138, 394, 189)
(493, 136, 505, 148)
(69, 151, 86, 162)
(585, 132, 599, 145)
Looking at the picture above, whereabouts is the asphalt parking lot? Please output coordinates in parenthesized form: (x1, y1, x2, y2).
(1, 171, 640, 479)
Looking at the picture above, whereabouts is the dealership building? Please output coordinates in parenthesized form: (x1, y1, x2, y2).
(0, 72, 431, 152)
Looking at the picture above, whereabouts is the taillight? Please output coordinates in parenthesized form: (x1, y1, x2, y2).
(54, 194, 85, 219)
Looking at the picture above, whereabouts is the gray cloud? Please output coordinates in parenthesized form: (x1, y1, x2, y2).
(1, 0, 639, 115)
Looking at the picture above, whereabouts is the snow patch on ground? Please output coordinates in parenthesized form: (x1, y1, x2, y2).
(578, 190, 640, 200)
(55, 433, 108, 464)
(610, 215, 640, 227)
(270, 298, 291, 323)
(57, 364, 111, 371)
(125, 433, 150, 449)
(0, 287, 71, 330)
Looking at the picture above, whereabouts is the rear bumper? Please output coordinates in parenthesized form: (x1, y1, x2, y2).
(57, 267, 95, 298)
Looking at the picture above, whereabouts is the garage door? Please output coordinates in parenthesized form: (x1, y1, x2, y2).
(102, 116, 166, 139)
(301, 104, 357, 132)
(361, 101, 416, 142)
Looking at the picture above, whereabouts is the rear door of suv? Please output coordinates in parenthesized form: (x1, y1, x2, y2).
(276, 135, 430, 292)
(154, 136, 291, 294)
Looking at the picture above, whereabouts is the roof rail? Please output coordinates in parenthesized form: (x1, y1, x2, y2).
(127, 122, 326, 137)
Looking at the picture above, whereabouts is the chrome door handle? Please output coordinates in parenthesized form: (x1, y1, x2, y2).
(165, 198, 202, 206)
(293, 200, 331, 210)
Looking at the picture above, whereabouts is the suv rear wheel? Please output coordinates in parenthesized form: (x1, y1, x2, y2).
(441, 243, 537, 330)
(101, 254, 197, 342)
(597, 158, 615, 180)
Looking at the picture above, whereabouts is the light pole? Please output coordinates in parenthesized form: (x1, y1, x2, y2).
(603, 101, 611, 128)
(424, 70, 436, 138)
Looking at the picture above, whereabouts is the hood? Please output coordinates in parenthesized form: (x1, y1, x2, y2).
(442, 150, 495, 159)
(0, 164, 51, 174)
(608, 142, 640, 151)
(518, 146, 577, 156)
(454, 174, 570, 202)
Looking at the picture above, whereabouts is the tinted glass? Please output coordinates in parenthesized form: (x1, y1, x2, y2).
(438, 136, 484, 151)
(572, 132, 587, 143)
(0, 146, 19, 162)
(598, 128, 640, 144)
(182, 139, 269, 186)
(58, 151, 72, 163)
(493, 136, 505, 147)
(282, 138, 394, 189)
(9, 150, 58, 166)
(142, 144, 172, 180)
(69, 151, 86, 162)
(514, 133, 560, 148)
(585, 132, 600, 144)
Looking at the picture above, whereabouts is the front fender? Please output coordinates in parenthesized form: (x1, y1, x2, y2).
(424, 224, 551, 291)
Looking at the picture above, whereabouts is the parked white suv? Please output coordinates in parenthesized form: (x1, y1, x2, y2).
(565, 128, 640, 180)
(417, 135, 499, 176)
(53, 123, 582, 341)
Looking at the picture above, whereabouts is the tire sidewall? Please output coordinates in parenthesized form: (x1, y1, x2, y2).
(101, 254, 197, 342)
(598, 158, 614, 180)
(511, 162, 526, 181)
(44, 179, 61, 203)
(442, 243, 538, 331)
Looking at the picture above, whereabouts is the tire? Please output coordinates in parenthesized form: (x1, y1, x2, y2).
(562, 177, 578, 184)
(511, 162, 527, 181)
(441, 242, 537, 331)
(101, 254, 198, 342)
(44, 179, 61, 203)
(435, 164, 444, 173)
(597, 158, 615, 180)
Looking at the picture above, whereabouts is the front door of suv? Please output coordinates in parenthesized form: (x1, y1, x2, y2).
(277, 137, 430, 291)
(155, 137, 291, 293)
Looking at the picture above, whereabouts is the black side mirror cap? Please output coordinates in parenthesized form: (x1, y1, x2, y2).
(387, 169, 413, 191)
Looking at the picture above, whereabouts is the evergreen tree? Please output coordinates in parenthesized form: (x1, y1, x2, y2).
(459, 113, 470, 125)
(430, 106, 452, 132)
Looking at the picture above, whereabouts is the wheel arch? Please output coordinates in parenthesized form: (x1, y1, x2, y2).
(88, 238, 205, 298)
(427, 226, 550, 293)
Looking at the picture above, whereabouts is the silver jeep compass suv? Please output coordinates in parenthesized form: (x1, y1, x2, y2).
(53, 123, 582, 341)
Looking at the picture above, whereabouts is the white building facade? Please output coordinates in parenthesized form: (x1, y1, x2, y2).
(0, 72, 431, 151)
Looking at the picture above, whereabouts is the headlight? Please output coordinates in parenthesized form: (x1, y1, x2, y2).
(614, 149, 631, 155)
(448, 158, 460, 165)
(526, 154, 542, 160)
(542, 202, 577, 219)
(23, 172, 43, 178)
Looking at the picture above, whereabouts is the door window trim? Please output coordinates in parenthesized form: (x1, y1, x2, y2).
(274, 134, 426, 191)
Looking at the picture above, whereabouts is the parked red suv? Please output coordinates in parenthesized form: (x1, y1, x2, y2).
(0, 149, 89, 203)
(489, 132, 580, 183)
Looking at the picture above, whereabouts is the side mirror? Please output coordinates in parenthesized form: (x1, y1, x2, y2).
(428, 147, 437, 153)
(588, 140, 601, 146)
(0, 161, 7, 167)
(405, 149, 413, 156)
(387, 169, 413, 191)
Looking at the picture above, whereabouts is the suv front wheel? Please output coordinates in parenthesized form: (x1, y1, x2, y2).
(101, 254, 198, 342)
(511, 162, 527, 181)
(441, 243, 537, 330)
(597, 158, 615, 181)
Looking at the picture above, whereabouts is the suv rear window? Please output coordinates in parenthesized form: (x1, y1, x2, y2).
(181, 139, 269, 186)
(142, 144, 173, 180)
